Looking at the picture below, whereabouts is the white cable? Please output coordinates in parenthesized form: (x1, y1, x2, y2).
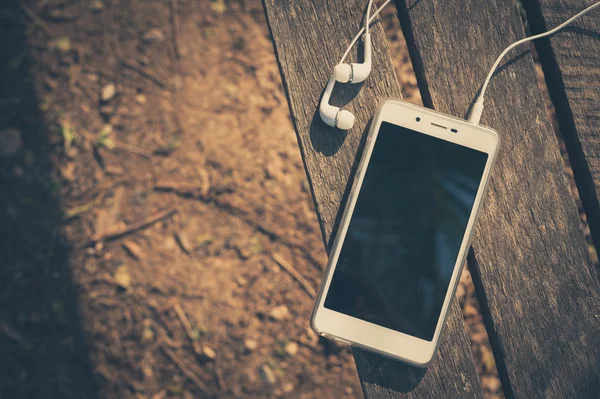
(366, 0, 374, 34)
(339, 0, 392, 64)
(469, 1, 600, 125)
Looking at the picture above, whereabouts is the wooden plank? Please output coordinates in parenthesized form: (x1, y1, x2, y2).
(261, 1, 482, 397)
(396, 0, 600, 397)
(525, 0, 600, 258)
(353, 303, 483, 398)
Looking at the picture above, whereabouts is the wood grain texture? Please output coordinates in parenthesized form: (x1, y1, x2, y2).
(353, 296, 481, 399)
(397, 0, 600, 397)
(525, 0, 600, 263)
(261, 1, 482, 397)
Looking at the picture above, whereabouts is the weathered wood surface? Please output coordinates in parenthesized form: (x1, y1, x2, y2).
(397, 0, 600, 397)
(261, 1, 482, 397)
(527, 0, 600, 255)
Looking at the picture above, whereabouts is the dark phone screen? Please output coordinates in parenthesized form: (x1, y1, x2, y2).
(324, 122, 488, 341)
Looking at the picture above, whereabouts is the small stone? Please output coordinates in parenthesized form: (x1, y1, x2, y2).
(284, 341, 299, 356)
(244, 338, 258, 352)
(196, 233, 213, 247)
(258, 364, 276, 385)
(0, 128, 23, 157)
(52, 36, 71, 53)
(211, 0, 226, 14)
(88, 0, 105, 13)
(164, 236, 177, 250)
(101, 83, 116, 102)
(345, 387, 353, 394)
(142, 28, 166, 43)
(135, 94, 147, 104)
(282, 383, 294, 393)
(269, 305, 290, 321)
(114, 264, 131, 289)
(202, 345, 217, 360)
(105, 164, 124, 175)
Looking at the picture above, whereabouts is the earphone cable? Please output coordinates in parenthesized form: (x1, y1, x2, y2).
(366, 0, 374, 34)
(339, 0, 392, 64)
(332, 0, 599, 127)
(469, 1, 600, 125)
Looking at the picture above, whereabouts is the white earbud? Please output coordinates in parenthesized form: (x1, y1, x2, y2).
(319, 0, 378, 130)
(333, 33, 372, 84)
(320, 76, 355, 130)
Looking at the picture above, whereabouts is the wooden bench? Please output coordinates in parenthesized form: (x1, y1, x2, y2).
(261, 0, 600, 397)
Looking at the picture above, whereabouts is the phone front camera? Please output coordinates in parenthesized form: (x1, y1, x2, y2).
(416, 117, 421, 122)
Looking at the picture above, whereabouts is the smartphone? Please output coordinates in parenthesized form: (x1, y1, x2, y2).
(311, 99, 499, 367)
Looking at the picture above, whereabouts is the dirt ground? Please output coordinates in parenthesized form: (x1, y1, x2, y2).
(1, 1, 503, 398)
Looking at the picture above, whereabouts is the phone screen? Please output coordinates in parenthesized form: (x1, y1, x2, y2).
(324, 121, 488, 341)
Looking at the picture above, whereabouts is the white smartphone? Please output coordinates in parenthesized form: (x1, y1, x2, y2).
(311, 99, 499, 367)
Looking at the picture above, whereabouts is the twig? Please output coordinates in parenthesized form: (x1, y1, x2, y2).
(173, 303, 202, 354)
(112, 329, 124, 356)
(20, 4, 54, 37)
(112, 140, 152, 159)
(169, 0, 181, 59)
(82, 206, 177, 247)
(153, 185, 325, 273)
(161, 344, 208, 392)
(272, 253, 316, 298)
(155, 181, 206, 198)
(215, 357, 226, 392)
(121, 60, 168, 89)
(77, 128, 152, 160)
(154, 324, 182, 349)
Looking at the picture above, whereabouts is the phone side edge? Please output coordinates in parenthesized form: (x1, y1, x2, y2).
(310, 99, 391, 336)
